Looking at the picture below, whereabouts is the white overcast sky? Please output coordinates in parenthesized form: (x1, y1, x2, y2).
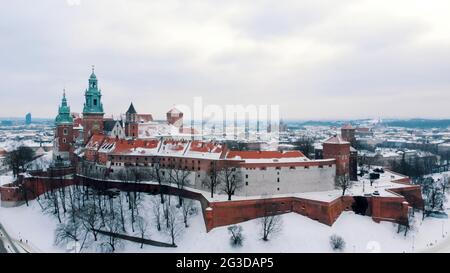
(1, 0, 450, 120)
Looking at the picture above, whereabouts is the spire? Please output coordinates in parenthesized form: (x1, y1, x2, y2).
(90, 65, 96, 79)
(126, 102, 137, 114)
(61, 89, 67, 106)
(83, 66, 104, 114)
(56, 89, 73, 125)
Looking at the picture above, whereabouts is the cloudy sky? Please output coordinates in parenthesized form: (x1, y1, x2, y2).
(1, 0, 450, 120)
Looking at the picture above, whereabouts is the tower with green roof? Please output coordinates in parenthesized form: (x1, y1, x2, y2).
(54, 90, 74, 162)
(82, 66, 105, 143)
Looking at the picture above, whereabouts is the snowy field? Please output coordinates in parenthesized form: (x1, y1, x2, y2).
(1, 170, 449, 253)
(1, 188, 450, 253)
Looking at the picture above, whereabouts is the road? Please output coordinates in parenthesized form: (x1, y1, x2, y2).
(0, 222, 20, 253)
(0, 239, 6, 253)
(421, 235, 450, 253)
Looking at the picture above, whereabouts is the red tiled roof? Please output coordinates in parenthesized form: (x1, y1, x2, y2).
(323, 135, 349, 144)
(226, 150, 305, 159)
(73, 117, 83, 127)
(356, 127, 370, 132)
(189, 141, 222, 153)
(180, 127, 199, 134)
(85, 134, 106, 150)
(167, 107, 182, 114)
(138, 114, 153, 122)
(162, 140, 187, 151)
(113, 139, 159, 154)
(342, 124, 354, 130)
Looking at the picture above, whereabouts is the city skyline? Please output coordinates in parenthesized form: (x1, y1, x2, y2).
(1, 0, 450, 120)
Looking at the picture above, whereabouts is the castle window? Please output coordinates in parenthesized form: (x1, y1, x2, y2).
(277, 187, 280, 191)
(93, 99, 97, 106)
(277, 177, 280, 182)
(304, 166, 309, 169)
(63, 138, 66, 143)
(289, 166, 295, 170)
(63, 128, 68, 135)
(245, 174, 248, 179)
(246, 182, 248, 186)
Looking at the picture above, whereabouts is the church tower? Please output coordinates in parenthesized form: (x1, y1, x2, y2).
(82, 66, 105, 143)
(54, 90, 74, 162)
(125, 102, 139, 138)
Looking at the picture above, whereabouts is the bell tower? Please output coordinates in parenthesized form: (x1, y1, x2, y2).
(82, 66, 105, 143)
(54, 90, 74, 162)
(125, 102, 139, 138)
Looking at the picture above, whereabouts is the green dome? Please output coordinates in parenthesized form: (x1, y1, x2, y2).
(55, 90, 73, 125)
(83, 67, 104, 114)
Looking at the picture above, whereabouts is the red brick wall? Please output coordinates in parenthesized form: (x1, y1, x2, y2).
(125, 123, 138, 138)
(388, 186, 424, 210)
(323, 143, 350, 176)
(2, 173, 421, 232)
(55, 124, 73, 153)
(83, 114, 104, 144)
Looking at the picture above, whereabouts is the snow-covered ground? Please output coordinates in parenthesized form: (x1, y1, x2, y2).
(0, 172, 14, 186)
(1, 171, 449, 253)
(25, 151, 52, 171)
(0, 186, 449, 253)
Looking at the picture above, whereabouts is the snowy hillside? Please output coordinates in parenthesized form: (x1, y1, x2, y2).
(0, 189, 449, 253)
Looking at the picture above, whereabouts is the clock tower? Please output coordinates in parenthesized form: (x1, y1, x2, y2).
(82, 66, 105, 144)
(54, 90, 74, 162)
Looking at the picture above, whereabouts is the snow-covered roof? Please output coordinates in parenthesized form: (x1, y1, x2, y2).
(323, 135, 349, 145)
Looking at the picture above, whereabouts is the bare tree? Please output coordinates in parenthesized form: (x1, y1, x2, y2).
(116, 192, 126, 232)
(441, 174, 450, 194)
(135, 216, 149, 249)
(336, 175, 353, 196)
(99, 212, 123, 252)
(149, 157, 168, 203)
(181, 198, 197, 228)
(219, 166, 243, 201)
(329, 234, 345, 251)
(54, 217, 86, 252)
(168, 165, 191, 207)
(79, 203, 103, 242)
(165, 205, 184, 246)
(151, 196, 162, 231)
(5, 146, 35, 177)
(259, 201, 283, 241)
(228, 225, 244, 247)
(202, 160, 221, 198)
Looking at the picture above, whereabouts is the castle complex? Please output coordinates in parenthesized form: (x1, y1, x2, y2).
(52, 69, 355, 197)
(0, 68, 424, 232)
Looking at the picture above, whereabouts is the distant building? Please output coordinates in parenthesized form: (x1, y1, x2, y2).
(25, 113, 32, 125)
(341, 124, 356, 147)
(0, 120, 13, 126)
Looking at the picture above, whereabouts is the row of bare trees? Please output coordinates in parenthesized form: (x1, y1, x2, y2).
(39, 171, 198, 252)
(80, 158, 245, 201)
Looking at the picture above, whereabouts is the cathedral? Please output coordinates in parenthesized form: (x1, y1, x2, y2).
(53, 67, 186, 164)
